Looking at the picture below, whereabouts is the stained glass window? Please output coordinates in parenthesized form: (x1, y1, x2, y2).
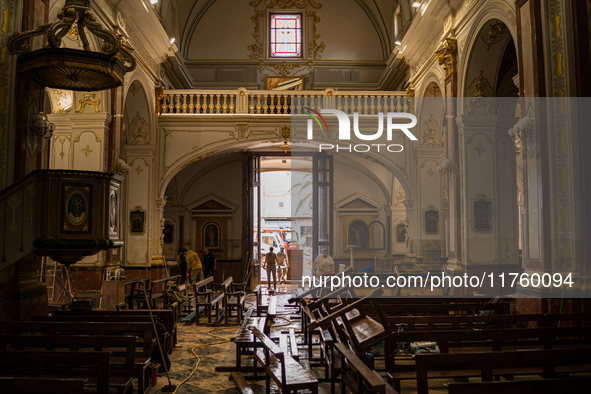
(270, 14, 302, 58)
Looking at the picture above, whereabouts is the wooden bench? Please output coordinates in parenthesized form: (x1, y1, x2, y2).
(335, 343, 398, 394)
(251, 326, 318, 393)
(0, 377, 86, 394)
(386, 312, 591, 331)
(191, 276, 225, 323)
(385, 326, 591, 391)
(215, 307, 275, 373)
(230, 371, 255, 394)
(145, 275, 182, 309)
(52, 308, 178, 353)
(117, 278, 151, 310)
(445, 376, 591, 394)
(410, 348, 591, 394)
(302, 286, 360, 392)
(224, 276, 247, 324)
(1, 321, 153, 394)
(0, 350, 111, 394)
(365, 301, 511, 316)
(388, 325, 591, 354)
(0, 334, 135, 394)
(308, 288, 391, 365)
(278, 328, 300, 362)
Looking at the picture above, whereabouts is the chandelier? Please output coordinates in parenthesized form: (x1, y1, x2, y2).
(8, 0, 135, 91)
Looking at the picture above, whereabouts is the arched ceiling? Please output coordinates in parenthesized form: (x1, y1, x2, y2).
(157, 0, 401, 62)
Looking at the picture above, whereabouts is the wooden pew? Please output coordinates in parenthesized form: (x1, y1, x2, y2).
(445, 377, 591, 394)
(191, 276, 225, 323)
(145, 275, 182, 309)
(224, 277, 247, 324)
(411, 348, 591, 394)
(386, 312, 591, 331)
(0, 321, 153, 394)
(365, 301, 511, 316)
(385, 326, 591, 391)
(0, 350, 111, 394)
(335, 343, 398, 394)
(52, 308, 178, 353)
(0, 334, 135, 394)
(250, 326, 318, 393)
(388, 326, 591, 354)
(118, 277, 151, 310)
(0, 377, 86, 394)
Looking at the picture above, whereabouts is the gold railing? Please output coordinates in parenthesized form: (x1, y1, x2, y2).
(158, 88, 412, 115)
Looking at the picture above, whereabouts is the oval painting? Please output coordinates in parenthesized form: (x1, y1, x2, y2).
(66, 191, 87, 225)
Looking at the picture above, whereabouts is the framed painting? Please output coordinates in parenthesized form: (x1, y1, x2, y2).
(163, 223, 174, 243)
(130, 209, 145, 234)
(265, 76, 304, 90)
(425, 209, 439, 233)
(61, 182, 93, 234)
(203, 222, 220, 249)
(396, 223, 407, 242)
(474, 199, 492, 230)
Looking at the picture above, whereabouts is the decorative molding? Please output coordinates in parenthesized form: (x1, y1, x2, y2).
(248, 0, 325, 62)
(231, 125, 252, 141)
(76, 92, 101, 113)
(268, 61, 304, 76)
(420, 114, 439, 146)
(81, 144, 94, 157)
(435, 38, 457, 78)
(8, 194, 20, 236)
(116, 158, 131, 177)
(130, 112, 149, 144)
(480, 21, 509, 50)
(547, 0, 572, 269)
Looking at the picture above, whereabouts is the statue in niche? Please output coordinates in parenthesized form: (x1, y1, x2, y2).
(421, 115, 439, 146)
(130, 112, 149, 144)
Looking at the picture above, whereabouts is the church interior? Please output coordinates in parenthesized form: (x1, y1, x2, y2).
(1, 0, 591, 393)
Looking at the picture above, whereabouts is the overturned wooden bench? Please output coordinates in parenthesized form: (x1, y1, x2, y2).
(215, 305, 277, 374)
(251, 326, 318, 393)
(335, 342, 398, 394)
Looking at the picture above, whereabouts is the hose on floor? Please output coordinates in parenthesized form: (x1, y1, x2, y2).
(170, 326, 239, 393)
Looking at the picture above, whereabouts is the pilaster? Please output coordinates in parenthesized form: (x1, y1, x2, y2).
(456, 111, 519, 292)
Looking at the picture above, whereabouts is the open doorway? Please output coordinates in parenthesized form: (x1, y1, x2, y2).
(256, 156, 313, 285)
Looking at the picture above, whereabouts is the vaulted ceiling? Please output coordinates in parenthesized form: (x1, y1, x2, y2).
(155, 0, 415, 62)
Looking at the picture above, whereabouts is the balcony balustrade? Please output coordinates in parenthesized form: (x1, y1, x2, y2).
(157, 88, 412, 116)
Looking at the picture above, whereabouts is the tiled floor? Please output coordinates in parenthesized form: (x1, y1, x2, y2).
(148, 285, 449, 393)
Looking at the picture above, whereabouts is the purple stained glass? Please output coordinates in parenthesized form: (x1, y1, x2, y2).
(270, 14, 302, 57)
